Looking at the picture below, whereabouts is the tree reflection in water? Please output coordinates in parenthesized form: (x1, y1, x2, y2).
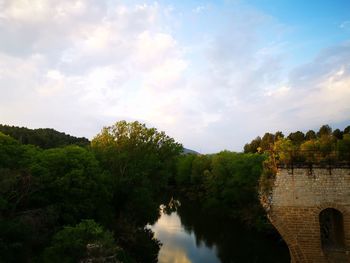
(149, 198, 290, 263)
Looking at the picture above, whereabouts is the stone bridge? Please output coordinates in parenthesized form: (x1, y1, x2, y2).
(267, 167, 350, 263)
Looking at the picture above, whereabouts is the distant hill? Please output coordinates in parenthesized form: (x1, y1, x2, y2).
(0, 124, 89, 149)
(183, 148, 199, 155)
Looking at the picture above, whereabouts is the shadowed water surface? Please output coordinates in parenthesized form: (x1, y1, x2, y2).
(149, 200, 290, 263)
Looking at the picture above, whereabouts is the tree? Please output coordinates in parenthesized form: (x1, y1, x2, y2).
(274, 131, 284, 141)
(332, 129, 343, 140)
(274, 138, 295, 165)
(337, 134, 350, 161)
(41, 220, 118, 263)
(300, 140, 320, 163)
(317, 124, 332, 138)
(0, 125, 89, 149)
(305, 130, 317, 140)
(287, 131, 305, 145)
(191, 155, 211, 184)
(260, 133, 275, 152)
(91, 121, 183, 225)
(32, 145, 112, 226)
(175, 154, 195, 185)
(243, 136, 261, 153)
(91, 121, 182, 187)
(0, 124, 165, 262)
(344, 125, 350, 135)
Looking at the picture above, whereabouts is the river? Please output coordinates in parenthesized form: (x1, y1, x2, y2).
(149, 199, 290, 263)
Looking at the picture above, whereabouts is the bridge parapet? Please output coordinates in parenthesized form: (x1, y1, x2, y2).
(267, 168, 350, 263)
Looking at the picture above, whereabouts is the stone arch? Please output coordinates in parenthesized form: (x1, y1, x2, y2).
(315, 203, 348, 250)
(268, 213, 307, 262)
(316, 203, 349, 217)
(319, 208, 345, 251)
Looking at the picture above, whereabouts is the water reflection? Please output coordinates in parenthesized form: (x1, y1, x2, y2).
(151, 212, 220, 263)
(149, 199, 290, 263)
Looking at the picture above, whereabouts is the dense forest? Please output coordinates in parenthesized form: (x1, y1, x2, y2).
(0, 121, 182, 262)
(174, 152, 268, 231)
(1, 122, 349, 262)
(173, 124, 350, 232)
(0, 125, 89, 149)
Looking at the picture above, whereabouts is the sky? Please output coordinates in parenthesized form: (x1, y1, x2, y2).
(0, 0, 350, 153)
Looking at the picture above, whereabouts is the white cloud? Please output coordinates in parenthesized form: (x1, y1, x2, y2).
(0, 0, 349, 153)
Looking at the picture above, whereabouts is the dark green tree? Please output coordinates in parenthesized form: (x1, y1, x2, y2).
(260, 133, 275, 152)
(0, 125, 89, 149)
(175, 154, 195, 185)
(305, 130, 317, 140)
(243, 136, 261, 153)
(287, 131, 305, 145)
(317, 124, 332, 138)
(332, 129, 343, 140)
(274, 131, 284, 141)
(337, 134, 350, 161)
(41, 219, 119, 263)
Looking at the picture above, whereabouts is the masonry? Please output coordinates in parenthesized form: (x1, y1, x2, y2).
(268, 168, 350, 263)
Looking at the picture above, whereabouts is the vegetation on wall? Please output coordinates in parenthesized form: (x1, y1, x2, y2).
(244, 124, 350, 163)
(244, 124, 350, 211)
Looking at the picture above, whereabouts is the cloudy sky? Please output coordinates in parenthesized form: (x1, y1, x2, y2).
(0, 0, 350, 152)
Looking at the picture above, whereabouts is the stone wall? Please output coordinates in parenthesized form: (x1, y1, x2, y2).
(269, 168, 350, 263)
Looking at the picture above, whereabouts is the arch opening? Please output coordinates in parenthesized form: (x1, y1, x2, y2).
(319, 208, 345, 251)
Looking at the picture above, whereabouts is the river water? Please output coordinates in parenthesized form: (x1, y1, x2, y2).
(149, 199, 290, 263)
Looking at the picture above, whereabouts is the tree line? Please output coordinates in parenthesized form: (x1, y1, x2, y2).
(172, 124, 350, 233)
(0, 124, 90, 149)
(244, 124, 350, 165)
(0, 121, 182, 263)
(174, 151, 269, 231)
(3, 121, 348, 262)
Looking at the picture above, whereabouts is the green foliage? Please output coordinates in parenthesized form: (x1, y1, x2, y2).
(32, 145, 113, 226)
(0, 132, 28, 169)
(317, 124, 332, 137)
(0, 121, 179, 262)
(344, 125, 350, 134)
(260, 133, 275, 152)
(175, 154, 196, 185)
(287, 131, 305, 145)
(244, 132, 284, 153)
(0, 124, 89, 149)
(191, 154, 211, 184)
(305, 130, 317, 140)
(337, 134, 350, 161)
(0, 136, 115, 262)
(244, 124, 350, 230)
(274, 138, 295, 165)
(300, 140, 320, 163)
(243, 136, 261, 153)
(175, 151, 267, 230)
(333, 129, 343, 140)
(274, 131, 284, 140)
(118, 228, 160, 263)
(1, 219, 36, 263)
(92, 121, 182, 180)
(244, 124, 350, 165)
(91, 121, 183, 225)
(41, 219, 118, 263)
